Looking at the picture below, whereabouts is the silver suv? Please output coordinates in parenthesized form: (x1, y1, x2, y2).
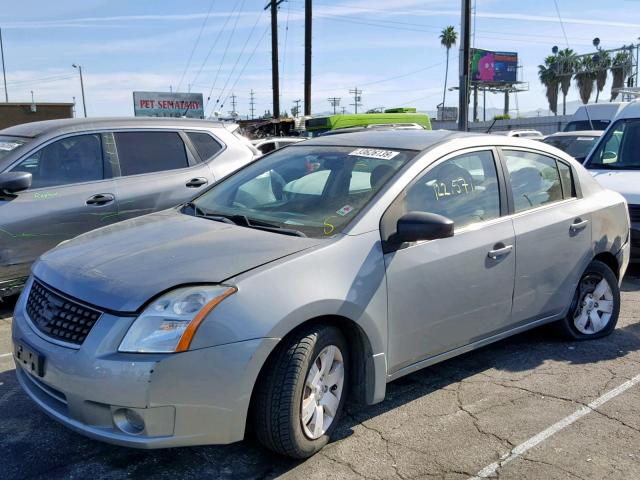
(0, 117, 257, 298)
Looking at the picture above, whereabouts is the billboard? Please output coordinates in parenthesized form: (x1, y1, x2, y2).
(471, 49, 518, 84)
(133, 91, 204, 118)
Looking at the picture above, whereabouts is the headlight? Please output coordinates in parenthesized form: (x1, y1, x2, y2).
(118, 285, 236, 353)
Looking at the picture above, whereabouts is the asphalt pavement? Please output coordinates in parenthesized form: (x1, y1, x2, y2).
(2, 270, 640, 479)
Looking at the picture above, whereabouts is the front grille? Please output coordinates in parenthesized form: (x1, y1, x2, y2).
(26, 280, 102, 345)
(628, 204, 640, 223)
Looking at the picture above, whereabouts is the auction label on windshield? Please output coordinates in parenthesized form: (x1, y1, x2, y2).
(349, 148, 400, 160)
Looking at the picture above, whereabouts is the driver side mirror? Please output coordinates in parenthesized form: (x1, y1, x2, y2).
(0, 171, 32, 194)
(394, 212, 454, 244)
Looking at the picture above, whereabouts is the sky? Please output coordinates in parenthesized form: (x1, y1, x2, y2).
(1, 0, 639, 119)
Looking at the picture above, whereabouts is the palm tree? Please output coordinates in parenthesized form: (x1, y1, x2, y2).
(439, 26, 457, 116)
(610, 50, 632, 101)
(574, 57, 597, 104)
(538, 56, 559, 115)
(556, 48, 576, 115)
(594, 50, 610, 103)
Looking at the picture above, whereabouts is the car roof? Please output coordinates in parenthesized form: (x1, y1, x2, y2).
(0, 117, 231, 138)
(302, 129, 480, 151)
(546, 130, 602, 137)
(613, 99, 640, 121)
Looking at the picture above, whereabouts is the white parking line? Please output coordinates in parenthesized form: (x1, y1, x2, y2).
(470, 373, 640, 479)
(0, 353, 12, 359)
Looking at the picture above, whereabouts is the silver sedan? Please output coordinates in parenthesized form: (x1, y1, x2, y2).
(12, 130, 630, 458)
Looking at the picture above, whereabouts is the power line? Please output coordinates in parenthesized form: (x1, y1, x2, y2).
(210, 25, 270, 117)
(349, 87, 362, 113)
(176, 0, 216, 92)
(190, 0, 241, 95)
(553, 0, 571, 48)
(280, 0, 292, 101)
(216, 9, 266, 109)
(205, 0, 247, 112)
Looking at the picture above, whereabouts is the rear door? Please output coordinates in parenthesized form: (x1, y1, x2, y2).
(110, 130, 214, 221)
(501, 148, 592, 325)
(2, 133, 117, 283)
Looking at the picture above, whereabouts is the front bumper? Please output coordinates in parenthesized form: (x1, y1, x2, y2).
(11, 279, 278, 448)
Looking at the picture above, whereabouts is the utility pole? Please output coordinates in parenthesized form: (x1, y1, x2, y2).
(249, 89, 256, 119)
(458, 0, 471, 131)
(0, 28, 8, 102)
(327, 97, 341, 114)
(349, 87, 362, 114)
(292, 99, 301, 117)
(265, 0, 285, 120)
(72, 96, 76, 118)
(230, 93, 237, 117)
(72, 64, 87, 117)
(304, 0, 312, 116)
(341, 106, 346, 114)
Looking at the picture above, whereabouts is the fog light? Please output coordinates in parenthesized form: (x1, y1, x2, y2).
(113, 408, 145, 435)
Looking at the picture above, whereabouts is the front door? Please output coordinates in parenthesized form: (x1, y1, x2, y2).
(1, 133, 117, 283)
(384, 149, 516, 373)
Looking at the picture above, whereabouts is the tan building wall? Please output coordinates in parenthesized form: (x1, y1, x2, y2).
(0, 103, 74, 130)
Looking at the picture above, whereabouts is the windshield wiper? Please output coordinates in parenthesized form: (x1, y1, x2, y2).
(184, 204, 305, 237)
(229, 215, 307, 237)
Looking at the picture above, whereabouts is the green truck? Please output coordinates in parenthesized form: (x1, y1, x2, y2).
(305, 108, 431, 136)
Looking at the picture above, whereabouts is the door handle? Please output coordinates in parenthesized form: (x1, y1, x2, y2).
(570, 218, 589, 232)
(86, 193, 115, 206)
(488, 244, 513, 259)
(186, 177, 208, 188)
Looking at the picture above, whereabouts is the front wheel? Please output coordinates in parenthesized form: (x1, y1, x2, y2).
(559, 260, 620, 340)
(253, 324, 348, 458)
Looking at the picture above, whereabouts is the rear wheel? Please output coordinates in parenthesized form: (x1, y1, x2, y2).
(559, 260, 620, 340)
(253, 324, 348, 458)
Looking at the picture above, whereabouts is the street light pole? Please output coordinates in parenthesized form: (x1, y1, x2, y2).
(458, 0, 471, 131)
(72, 64, 87, 117)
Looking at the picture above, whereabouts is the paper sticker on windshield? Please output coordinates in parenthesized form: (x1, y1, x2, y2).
(349, 148, 399, 160)
(577, 137, 594, 141)
(336, 205, 354, 216)
(0, 142, 22, 151)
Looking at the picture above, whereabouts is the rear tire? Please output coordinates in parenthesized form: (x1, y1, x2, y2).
(559, 260, 620, 340)
(253, 324, 348, 458)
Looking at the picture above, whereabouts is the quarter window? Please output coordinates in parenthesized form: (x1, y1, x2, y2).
(115, 131, 189, 176)
(12, 134, 104, 189)
(503, 150, 563, 212)
(186, 132, 223, 161)
(403, 150, 501, 229)
(557, 161, 575, 199)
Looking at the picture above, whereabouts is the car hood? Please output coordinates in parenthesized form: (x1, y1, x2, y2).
(32, 210, 322, 312)
(589, 170, 640, 205)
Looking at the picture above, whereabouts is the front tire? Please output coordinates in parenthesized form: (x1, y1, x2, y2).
(559, 260, 620, 340)
(253, 324, 348, 458)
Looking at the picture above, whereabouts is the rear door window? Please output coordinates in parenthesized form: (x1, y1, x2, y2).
(12, 134, 104, 189)
(186, 131, 223, 161)
(114, 131, 189, 176)
(503, 150, 563, 212)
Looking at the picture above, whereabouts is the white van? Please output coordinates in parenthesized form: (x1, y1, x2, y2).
(583, 100, 640, 258)
(564, 102, 627, 132)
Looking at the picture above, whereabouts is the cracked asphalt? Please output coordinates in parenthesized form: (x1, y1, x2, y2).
(2, 270, 640, 479)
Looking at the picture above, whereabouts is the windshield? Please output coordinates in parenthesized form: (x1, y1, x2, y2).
(190, 145, 417, 238)
(544, 135, 598, 161)
(0, 135, 29, 162)
(586, 119, 640, 170)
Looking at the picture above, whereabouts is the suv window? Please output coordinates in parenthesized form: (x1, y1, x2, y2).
(186, 131, 223, 161)
(587, 119, 640, 169)
(404, 150, 501, 229)
(13, 134, 104, 189)
(115, 131, 189, 176)
(503, 150, 563, 212)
